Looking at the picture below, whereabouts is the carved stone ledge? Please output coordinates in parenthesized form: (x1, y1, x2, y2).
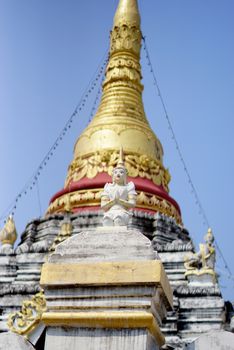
(174, 284, 221, 297)
(15, 241, 53, 254)
(153, 240, 193, 252)
(0, 283, 40, 297)
(0, 244, 15, 256)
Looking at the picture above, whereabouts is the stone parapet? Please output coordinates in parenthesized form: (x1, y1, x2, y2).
(175, 284, 225, 342)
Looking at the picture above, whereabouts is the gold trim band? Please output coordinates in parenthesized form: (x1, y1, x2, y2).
(42, 311, 165, 347)
(40, 260, 173, 309)
(47, 188, 182, 224)
(66, 150, 169, 191)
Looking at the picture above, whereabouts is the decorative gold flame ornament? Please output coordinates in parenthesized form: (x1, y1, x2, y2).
(0, 216, 17, 246)
(65, 150, 170, 191)
(48, 0, 181, 224)
(7, 291, 46, 336)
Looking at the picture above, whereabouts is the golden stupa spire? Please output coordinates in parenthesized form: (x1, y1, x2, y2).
(48, 0, 181, 224)
(114, 0, 141, 27)
(65, 0, 169, 190)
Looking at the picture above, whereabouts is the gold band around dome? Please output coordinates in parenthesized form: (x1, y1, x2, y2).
(65, 149, 170, 192)
(47, 188, 181, 224)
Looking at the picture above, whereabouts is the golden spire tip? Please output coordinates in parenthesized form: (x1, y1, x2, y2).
(114, 0, 140, 27)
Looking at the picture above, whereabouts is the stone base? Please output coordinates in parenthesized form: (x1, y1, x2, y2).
(45, 327, 159, 350)
(0, 211, 228, 348)
(175, 285, 225, 342)
(185, 270, 216, 286)
(48, 226, 157, 263)
(40, 227, 173, 350)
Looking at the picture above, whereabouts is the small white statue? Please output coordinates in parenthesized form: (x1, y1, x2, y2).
(101, 148, 137, 226)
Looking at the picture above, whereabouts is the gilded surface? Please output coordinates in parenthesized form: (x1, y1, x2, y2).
(47, 188, 181, 225)
(61, 0, 170, 196)
(42, 311, 165, 347)
(113, 0, 141, 28)
(110, 26, 142, 58)
(66, 150, 169, 190)
(40, 260, 173, 308)
(0, 216, 17, 246)
(104, 54, 143, 89)
(7, 291, 46, 336)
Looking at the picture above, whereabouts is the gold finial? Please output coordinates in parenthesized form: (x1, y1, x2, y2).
(114, 0, 140, 27)
(0, 216, 17, 246)
(117, 147, 125, 168)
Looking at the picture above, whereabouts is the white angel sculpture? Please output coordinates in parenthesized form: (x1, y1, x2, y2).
(101, 148, 137, 226)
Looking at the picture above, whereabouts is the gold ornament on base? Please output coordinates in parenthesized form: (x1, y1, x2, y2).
(7, 291, 46, 336)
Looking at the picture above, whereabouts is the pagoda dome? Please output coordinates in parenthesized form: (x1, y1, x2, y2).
(47, 0, 181, 224)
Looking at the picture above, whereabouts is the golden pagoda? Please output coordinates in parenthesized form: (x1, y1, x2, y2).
(47, 0, 181, 224)
(3, 3, 230, 348)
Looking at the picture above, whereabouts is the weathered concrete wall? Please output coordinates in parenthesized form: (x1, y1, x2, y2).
(45, 327, 159, 350)
(0, 332, 35, 349)
(186, 331, 234, 350)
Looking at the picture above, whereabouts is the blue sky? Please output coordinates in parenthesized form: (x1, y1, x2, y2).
(0, 0, 234, 300)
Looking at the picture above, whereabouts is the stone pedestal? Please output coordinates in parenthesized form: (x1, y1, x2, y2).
(185, 269, 216, 286)
(175, 284, 225, 343)
(40, 227, 173, 350)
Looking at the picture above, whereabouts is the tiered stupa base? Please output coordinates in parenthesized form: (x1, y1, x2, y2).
(0, 212, 228, 349)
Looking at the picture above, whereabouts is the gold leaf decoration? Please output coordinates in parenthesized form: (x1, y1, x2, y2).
(7, 291, 46, 336)
(47, 189, 181, 225)
(65, 150, 170, 192)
